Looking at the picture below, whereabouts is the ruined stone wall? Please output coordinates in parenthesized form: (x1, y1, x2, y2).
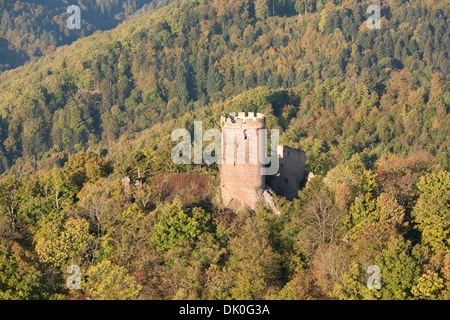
(271, 145, 306, 200)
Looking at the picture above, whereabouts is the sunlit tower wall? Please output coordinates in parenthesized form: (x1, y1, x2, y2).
(220, 112, 266, 210)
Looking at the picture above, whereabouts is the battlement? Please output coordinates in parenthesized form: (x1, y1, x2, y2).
(221, 112, 265, 127)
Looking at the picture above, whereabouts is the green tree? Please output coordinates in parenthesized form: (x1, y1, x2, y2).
(300, 138, 332, 176)
(77, 178, 112, 234)
(255, 0, 270, 19)
(34, 216, 93, 270)
(62, 151, 110, 193)
(0, 240, 58, 299)
(374, 237, 422, 300)
(150, 200, 211, 252)
(333, 237, 421, 300)
(411, 271, 445, 300)
(0, 176, 20, 233)
(42, 168, 72, 211)
(84, 260, 142, 300)
(332, 262, 373, 300)
(227, 213, 281, 300)
(412, 171, 450, 255)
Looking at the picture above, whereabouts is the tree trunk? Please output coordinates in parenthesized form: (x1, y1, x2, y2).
(9, 207, 15, 233)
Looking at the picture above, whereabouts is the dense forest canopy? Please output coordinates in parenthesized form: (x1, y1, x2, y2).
(0, 0, 174, 71)
(0, 0, 448, 300)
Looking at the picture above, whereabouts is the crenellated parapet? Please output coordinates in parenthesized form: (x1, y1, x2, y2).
(221, 112, 265, 128)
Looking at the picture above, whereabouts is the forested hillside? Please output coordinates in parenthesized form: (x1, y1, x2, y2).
(0, 0, 449, 300)
(0, 0, 173, 71)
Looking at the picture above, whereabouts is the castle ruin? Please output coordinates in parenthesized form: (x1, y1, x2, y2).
(219, 112, 306, 211)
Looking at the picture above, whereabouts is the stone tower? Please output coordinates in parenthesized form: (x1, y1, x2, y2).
(220, 112, 265, 210)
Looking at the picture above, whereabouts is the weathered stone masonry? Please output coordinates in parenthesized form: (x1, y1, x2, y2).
(272, 145, 306, 200)
(220, 112, 266, 210)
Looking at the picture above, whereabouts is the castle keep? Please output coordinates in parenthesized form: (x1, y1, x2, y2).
(220, 112, 266, 210)
(220, 112, 306, 210)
